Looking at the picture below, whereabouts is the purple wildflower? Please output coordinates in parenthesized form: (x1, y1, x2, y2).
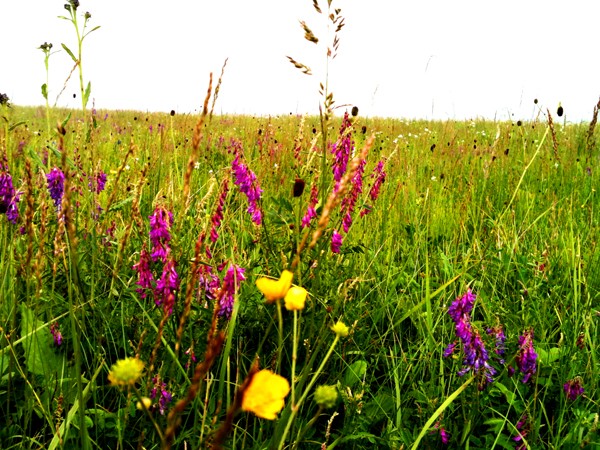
(88, 170, 107, 194)
(155, 258, 179, 315)
(231, 152, 263, 225)
(149, 206, 173, 262)
(0, 164, 20, 224)
(443, 341, 457, 358)
(487, 325, 506, 365)
(512, 414, 529, 450)
(151, 376, 173, 415)
(218, 264, 246, 319)
(50, 322, 62, 346)
(46, 167, 65, 210)
(439, 427, 449, 445)
(515, 328, 537, 384)
(331, 229, 343, 253)
(198, 264, 220, 305)
(210, 179, 229, 243)
(132, 245, 154, 298)
(361, 158, 387, 217)
(340, 159, 366, 233)
(446, 290, 496, 388)
(563, 377, 584, 401)
(301, 183, 319, 228)
(331, 112, 353, 183)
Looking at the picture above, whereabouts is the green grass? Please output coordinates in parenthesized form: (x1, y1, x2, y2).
(0, 103, 598, 449)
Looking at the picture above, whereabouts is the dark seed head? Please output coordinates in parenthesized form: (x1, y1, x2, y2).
(351, 106, 359, 117)
(534, 98, 538, 104)
(361, 125, 367, 134)
(557, 105, 564, 117)
(293, 178, 306, 197)
(170, 110, 175, 116)
(517, 120, 522, 126)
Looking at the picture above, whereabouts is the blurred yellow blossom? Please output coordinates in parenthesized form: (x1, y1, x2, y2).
(108, 357, 145, 387)
(256, 270, 293, 303)
(284, 286, 307, 311)
(331, 321, 349, 337)
(136, 397, 152, 410)
(242, 369, 290, 420)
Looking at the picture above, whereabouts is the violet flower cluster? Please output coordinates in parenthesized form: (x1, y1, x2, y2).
(563, 377, 584, 401)
(149, 206, 173, 262)
(340, 159, 366, 232)
(151, 376, 173, 415)
(155, 258, 179, 315)
(331, 229, 343, 254)
(361, 158, 387, 217)
(331, 112, 353, 185)
(0, 163, 20, 224)
(218, 264, 246, 319)
(515, 328, 537, 383)
(512, 414, 529, 450)
(301, 183, 318, 229)
(132, 245, 154, 298)
(231, 153, 262, 225)
(445, 289, 497, 388)
(88, 170, 107, 194)
(46, 167, 65, 210)
(50, 322, 63, 347)
(210, 179, 229, 243)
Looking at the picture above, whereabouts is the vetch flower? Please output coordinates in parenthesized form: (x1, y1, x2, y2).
(563, 377, 584, 401)
(331, 321, 349, 337)
(149, 206, 173, 262)
(256, 270, 293, 303)
(284, 286, 307, 311)
(46, 167, 65, 210)
(340, 158, 366, 232)
(50, 322, 63, 347)
(0, 163, 20, 224)
(231, 149, 263, 225)
(210, 178, 229, 243)
(88, 170, 107, 194)
(151, 376, 173, 415)
(132, 245, 154, 298)
(515, 328, 537, 384)
(331, 112, 354, 184)
(108, 357, 145, 387)
(331, 229, 343, 253)
(155, 258, 179, 315)
(219, 264, 246, 319)
(301, 183, 318, 228)
(241, 369, 290, 420)
(361, 158, 387, 217)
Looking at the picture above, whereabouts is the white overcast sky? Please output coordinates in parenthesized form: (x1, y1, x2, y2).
(2, 1, 599, 121)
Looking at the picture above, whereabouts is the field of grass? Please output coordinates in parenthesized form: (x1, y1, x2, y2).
(1, 1, 599, 448)
(1, 100, 598, 449)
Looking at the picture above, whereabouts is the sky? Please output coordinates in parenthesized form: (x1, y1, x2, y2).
(2, 0, 599, 122)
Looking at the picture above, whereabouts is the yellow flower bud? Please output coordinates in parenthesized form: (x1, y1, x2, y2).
(284, 286, 307, 311)
(256, 270, 293, 303)
(331, 321, 349, 338)
(136, 397, 152, 410)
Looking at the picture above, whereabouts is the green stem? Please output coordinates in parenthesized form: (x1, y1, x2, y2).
(277, 335, 340, 450)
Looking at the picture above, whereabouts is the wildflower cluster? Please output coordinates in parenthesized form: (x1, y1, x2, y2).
(231, 151, 262, 225)
(361, 158, 387, 216)
(331, 112, 353, 186)
(301, 183, 318, 228)
(563, 377, 585, 401)
(515, 328, 537, 383)
(218, 264, 246, 319)
(210, 178, 229, 243)
(0, 163, 20, 224)
(88, 170, 107, 194)
(46, 167, 65, 210)
(150, 375, 173, 415)
(155, 258, 179, 315)
(445, 290, 497, 388)
(149, 206, 173, 262)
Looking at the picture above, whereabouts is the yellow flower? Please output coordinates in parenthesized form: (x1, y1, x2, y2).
(284, 286, 307, 311)
(241, 369, 290, 420)
(136, 397, 152, 410)
(256, 270, 293, 303)
(331, 321, 349, 338)
(108, 357, 145, 387)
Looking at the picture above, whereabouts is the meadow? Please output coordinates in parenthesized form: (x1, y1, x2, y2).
(1, 1, 599, 449)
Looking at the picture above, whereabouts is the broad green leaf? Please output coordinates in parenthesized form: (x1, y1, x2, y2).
(41, 83, 48, 99)
(20, 304, 67, 378)
(344, 360, 367, 387)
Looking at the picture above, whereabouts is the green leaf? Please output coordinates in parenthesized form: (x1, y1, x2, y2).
(42, 83, 48, 100)
(8, 121, 26, 132)
(61, 111, 72, 129)
(83, 81, 91, 107)
(19, 304, 66, 377)
(61, 43, 78, 63)
(344, 360, 367, 387)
